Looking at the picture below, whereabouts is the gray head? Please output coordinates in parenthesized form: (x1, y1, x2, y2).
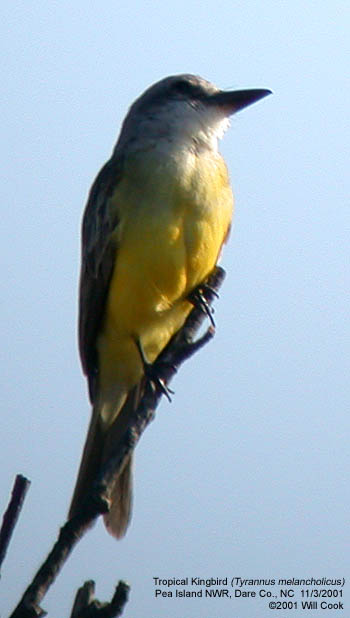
(115, 74, 271, 153)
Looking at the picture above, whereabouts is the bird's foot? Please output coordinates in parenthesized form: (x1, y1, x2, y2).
(134, 338, 175, 402)
(144, 364, 174, 402)
(188, 282, 219, 327)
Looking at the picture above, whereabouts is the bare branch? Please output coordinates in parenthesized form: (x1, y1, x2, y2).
(70, 581, 96, 618)
(70, 580, 130, 618)
(9, 266, 225, 617)
(0, 474, 31, 572)
(9, 498, 107, 618)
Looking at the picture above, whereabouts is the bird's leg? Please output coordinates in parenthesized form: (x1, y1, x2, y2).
(134, 338, 174, 402)
(187, 281, 219, 328)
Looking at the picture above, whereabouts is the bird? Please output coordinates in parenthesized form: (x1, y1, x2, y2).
(68, 74, 271, 538)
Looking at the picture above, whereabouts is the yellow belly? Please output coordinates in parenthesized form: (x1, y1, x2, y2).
(97, 149, 233, 416)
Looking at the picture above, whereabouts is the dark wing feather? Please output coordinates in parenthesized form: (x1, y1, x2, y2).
(79, 154, 124, 402)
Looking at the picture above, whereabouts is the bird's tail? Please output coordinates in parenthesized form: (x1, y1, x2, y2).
(69, 389, 137, 538)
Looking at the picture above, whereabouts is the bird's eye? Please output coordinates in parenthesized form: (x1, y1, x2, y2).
(173, 79, 192, 94)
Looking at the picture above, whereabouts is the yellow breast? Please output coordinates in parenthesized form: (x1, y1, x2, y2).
(97, 147, 233, 397)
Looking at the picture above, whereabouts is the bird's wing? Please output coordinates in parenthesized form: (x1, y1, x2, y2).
(79, 154, 123, 402)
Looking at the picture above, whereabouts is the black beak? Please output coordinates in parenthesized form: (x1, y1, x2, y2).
(211, 88, 272, 114)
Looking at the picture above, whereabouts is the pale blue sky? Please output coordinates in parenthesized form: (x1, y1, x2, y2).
(1, 1, 349, 617)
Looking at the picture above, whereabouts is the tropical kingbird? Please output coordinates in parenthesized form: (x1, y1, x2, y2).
(69, 74, 271, 538)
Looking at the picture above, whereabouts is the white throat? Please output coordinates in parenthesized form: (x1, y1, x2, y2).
(162, 100, 231, 152)
(119, 99, 231, 156)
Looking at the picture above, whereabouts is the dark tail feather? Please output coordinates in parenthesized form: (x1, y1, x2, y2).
(68, 407, 105, 519)
(103, 455, 133, 538)
(100, 388, 138, 537)
(69, 386, 139, 538)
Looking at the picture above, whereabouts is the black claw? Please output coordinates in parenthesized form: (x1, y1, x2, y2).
(144, 366, 174, 402)
(188, 286, 216, 328)
(201, 282, 220, 300)
(149, 375, 173, 402)
(134, 338, 174, 401)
